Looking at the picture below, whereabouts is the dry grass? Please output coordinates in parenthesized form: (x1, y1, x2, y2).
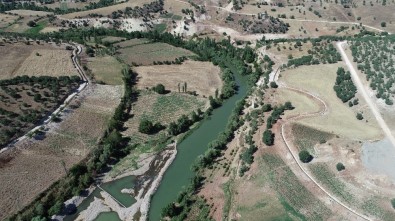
(134, 60, 222, 97)
(14, 49, 77, 77)
(45, 0, 100, 10)
(0, 84, 123, 220)
(87, 55, 124, 85)
(0, 42, 76, 79)
(61, 0, 149, 19)
(280, 64, 382, 140)
(0, 13, 19, 29)
(6, 10, 53, 16)
(101, 36, 126, 43)
(114, 38, 149, 48)
(266, 41, 313, 64)
(117, 42, 195, 66)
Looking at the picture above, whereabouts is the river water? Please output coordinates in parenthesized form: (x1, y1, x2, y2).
(65, 73, 248, 221)
(148, 74, 248, 220)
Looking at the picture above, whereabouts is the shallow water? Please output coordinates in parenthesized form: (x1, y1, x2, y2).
(362, 138, 395, 183)
(94, 211, 122, 221)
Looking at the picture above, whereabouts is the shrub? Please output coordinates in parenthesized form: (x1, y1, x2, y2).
(152, 83, 166, 94)
(336, 162, 345, 171)
(356, 113, 363, 120)
(391, 198, 395, 209)
(299, 150, 313, 163)
(262, 129, 274, 146)
(138, 119, 162, 134)
(270, 81, 278, 88)
(27, 20, 37, 27)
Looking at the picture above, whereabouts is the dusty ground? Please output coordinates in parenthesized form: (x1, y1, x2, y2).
(0, 41, 77, 80)
(134, 60, 222, 97)
(0, 84, 123, 220)
(0, 13, 19, 29)
(6, 10, 53, 16)
(86, 55, 124, 85)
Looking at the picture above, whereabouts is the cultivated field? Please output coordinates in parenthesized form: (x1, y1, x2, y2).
(134, 60, 222, 97)
(114, 38, 149, 48)
(281, 64, 382, 140)
(117, 42, 195, 66)
(6, 10, 53, 17)
(0, 13, 19, 29)
(86, 55, 124, 85)
(0, 41, 77, 80)
(61, 0, 149, 19)
(123, 90, 207, 143)
(0, 84, 123, 220)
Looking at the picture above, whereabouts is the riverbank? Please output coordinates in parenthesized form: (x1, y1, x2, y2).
(60, 142, 177, 221)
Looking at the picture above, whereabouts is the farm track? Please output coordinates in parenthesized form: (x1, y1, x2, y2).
(336, 41, 395, 148)
(0, 44, 89, 153)
(276, 81, 372, 220)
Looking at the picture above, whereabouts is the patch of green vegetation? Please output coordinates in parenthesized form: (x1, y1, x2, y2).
(222, 179, 234, 221)
(160, 13, 173, 18)
(292, 123, 334, 152)
(362, 197, 395, 221)
(278, 196, 306, 221)
(153, 23, 167, 33)
(172, 15, 183, 20)
(262, 154, 332, 221)
(25, 20, 47, 34)
(309, 163, 354, 203)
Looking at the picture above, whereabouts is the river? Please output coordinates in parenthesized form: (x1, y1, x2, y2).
(148, 74, 248, 220)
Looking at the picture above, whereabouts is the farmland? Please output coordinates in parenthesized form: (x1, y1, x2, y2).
(0, 84, 123, 220)
(117, 42, 195, 66)
(86, 55, 124, 85)
(0, 41, 77, 80)
(134, 60, 222, 97)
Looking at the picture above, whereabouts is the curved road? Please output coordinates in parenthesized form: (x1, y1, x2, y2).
(278, 83, 372, 220)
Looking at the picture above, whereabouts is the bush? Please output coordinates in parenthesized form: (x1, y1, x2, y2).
(270, 81, 278, 88)
(356, 113, 363, 120)
(152, 83, 166, 94)
(336, 162, 345, 171)
(299, 150, 313, 163)
(27, 20, 36, 27)
(391, 198, 395, 209)
(138, 119, 163, 134)
(262, 130, 274, 146)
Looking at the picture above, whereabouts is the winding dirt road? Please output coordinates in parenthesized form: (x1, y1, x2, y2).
(278, 83, 371, 220)
(336, 41, 395, 148)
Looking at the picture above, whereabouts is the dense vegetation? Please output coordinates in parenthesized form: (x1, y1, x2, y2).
(350, 36, 395, 105)
(286, 41, 341, 67)
(333, 67, 357, 103)
(299, 150, 313, 163)
(0, 75, 81, 147)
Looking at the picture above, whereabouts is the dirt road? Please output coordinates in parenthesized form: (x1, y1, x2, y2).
(336, 41, 395, 148)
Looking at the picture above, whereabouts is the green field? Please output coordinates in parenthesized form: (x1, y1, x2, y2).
(117, 42, 194, 66)
(87, 55, 125, 85)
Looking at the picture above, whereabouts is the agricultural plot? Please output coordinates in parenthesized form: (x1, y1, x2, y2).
(0, 41, 77, 80)
(0, 75, 80, 147)
(0, 84, 123, 220)
(113, 38, 149, 48)
(281, 64, 381, 140)
(0, 13, 19, 29)
(291, 123, 334, 153)
(123, 90, 206, 143)
(5, 10, 53, 17)
(86, 55, 124, 85)
(117, 42, 195, 66)
(349, 37, 395, 105)
(134, 60, 222, 97)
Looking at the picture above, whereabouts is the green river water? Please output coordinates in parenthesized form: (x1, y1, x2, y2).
(65, 73, 248, 221)
(148, 74, 248, 220)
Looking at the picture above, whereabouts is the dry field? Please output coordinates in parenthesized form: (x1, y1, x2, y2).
(114, 38, 149, 48)
(134, 60, 222, 97)
(117, 42, 195, 66)
(123, 90, 207, 143)
(280, 64, 382, 140)
(265, 41, 313, 64)
(6, 10, 53, 17)
(86, 55, 124, 85)
(101, 36, 126, 43)
(0, 13, 19, 29)
(44, 0, 100, 10)
(0, 42, 77, 80)
(0, 84, 123, 220)
(61, 0, 149, 19)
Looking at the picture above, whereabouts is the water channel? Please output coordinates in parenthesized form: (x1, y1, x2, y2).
(65, 72, 248, 221)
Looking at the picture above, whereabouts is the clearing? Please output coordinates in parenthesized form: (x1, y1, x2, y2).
(134, 60, 222, 97)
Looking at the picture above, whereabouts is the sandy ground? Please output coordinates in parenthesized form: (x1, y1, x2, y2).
(134, 60, 222, 97)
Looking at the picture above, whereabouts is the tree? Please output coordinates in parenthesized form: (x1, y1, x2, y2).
(48, 201, 63, 216)
(262, 130, 274, 146)
(391, 198, 395, 209)
(152, 83, 166, 94)
(138, 119, 154, 134)
(381, 22, 386, 27)
(270, 81, 278, 88)
(27, 20, 36, 27)
(184, 82, 187, 92)
(336, 162, 345, 171)
(299, 150, 313, 163)
(356, 112, 363, 120)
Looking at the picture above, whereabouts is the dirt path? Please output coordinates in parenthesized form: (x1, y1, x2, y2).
(278, 83, 372, 220)
(0, 44, 88, 153)
(336, 41, 395, 148)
